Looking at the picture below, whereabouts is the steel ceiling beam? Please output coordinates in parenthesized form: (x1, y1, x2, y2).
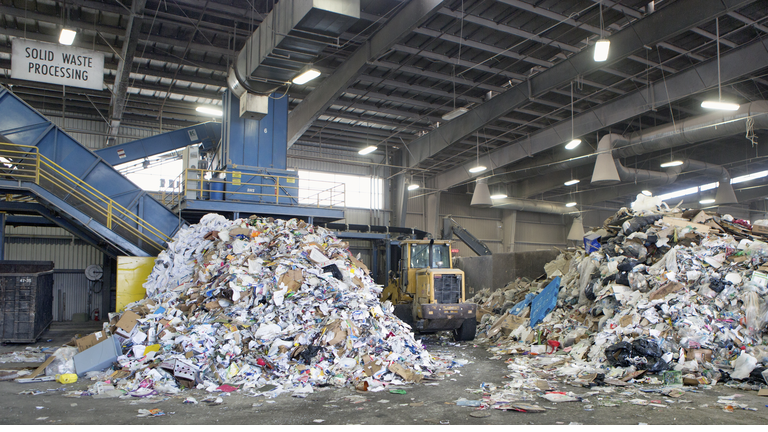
(430, 36, 768, 192)
(406, 0, 755, 171)
(108, 0, 147, 145)
(286, 0, 444, 148)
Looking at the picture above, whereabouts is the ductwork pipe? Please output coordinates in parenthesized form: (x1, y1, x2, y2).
(492, 197, 575, 214)
(615, 100, 768, 158)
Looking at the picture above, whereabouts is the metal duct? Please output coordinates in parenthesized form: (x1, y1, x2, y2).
(615, 100, 768, 157)
(491, 197, 574, 214)
(228, 0, 360, 96)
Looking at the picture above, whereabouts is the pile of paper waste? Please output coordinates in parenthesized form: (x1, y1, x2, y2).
(473, 200, 768, 391)
(77, 214, 461, 397)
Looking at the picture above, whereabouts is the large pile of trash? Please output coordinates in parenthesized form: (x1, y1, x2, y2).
(61, 214, 461, 398)
(477, 200, 768, 389)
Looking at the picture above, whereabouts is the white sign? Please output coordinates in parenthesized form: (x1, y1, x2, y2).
(11, 39, 104, 90)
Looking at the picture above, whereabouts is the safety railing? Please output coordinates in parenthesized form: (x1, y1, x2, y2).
(0, 143, 171, 254)
(162, 168, 346, 209)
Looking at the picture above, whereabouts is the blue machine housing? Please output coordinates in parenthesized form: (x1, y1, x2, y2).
(222, 90, 298, 205)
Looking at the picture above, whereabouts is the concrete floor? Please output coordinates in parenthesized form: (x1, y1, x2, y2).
(1, 323, 768, 425)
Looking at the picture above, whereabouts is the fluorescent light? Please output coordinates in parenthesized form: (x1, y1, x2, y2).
(699, 199, 716, 204)
(442, 107, 468, 121)
(564, 179, 580, 186)
(407, 183, 419, 191)
(59, 29, 76, 45)
(594, 39, 610, 62)
(700, 182, 719, 191)
(292, 69, 321, 85)
(565, 202, 577, 207)
(641, 190, 652, 196)
(358, 145, 377, 155)
(469, 165, 487, 173)
(490, 194, 508, 199)
(196, 106, 222, 116)
(731, 170, 768, 184)
(658, 186, 699, 201)
(565, 139, 582, 150)
(701, 100, 740, 111)
(660, 160, 683, 168)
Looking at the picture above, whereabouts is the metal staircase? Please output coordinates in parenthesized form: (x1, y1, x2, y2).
(0, 86, 185, 257)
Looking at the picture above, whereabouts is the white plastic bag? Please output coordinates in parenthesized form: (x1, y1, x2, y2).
(45, 346, 78, 376)
(731, 352, 757, 380)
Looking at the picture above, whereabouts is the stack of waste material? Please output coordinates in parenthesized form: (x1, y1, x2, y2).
(70, 214, 461, 398)
(470, 278, 536, 325)
(477, 200, 768, 391)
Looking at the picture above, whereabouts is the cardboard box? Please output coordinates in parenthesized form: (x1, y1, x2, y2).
(753, 224, 768, 235)
(75, 331, 107, 352)
(73, 336, 122, 376)
(584, 234, 601, 254)
(114, 311, 140, 338)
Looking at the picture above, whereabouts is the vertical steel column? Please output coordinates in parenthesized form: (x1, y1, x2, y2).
(0, 213, 5, 260)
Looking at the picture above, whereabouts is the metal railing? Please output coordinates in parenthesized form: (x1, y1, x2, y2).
(0, 143, 171, 254)
(162, 168, 346, 209)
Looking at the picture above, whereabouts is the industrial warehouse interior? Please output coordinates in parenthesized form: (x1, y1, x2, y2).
(1, 0, 768, 426)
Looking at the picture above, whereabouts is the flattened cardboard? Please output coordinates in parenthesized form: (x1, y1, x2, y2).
(649, 281, 684, 301)
(75, 331, 106, 352)
(362, 355, 382, 377)
(73, 336, 122, 376)
(349, 255, 369, 275)
(114, 311, 140, 338)
(388, 362, 423, 383)
(26, 355, 55, 379)
(278, 269, 304, 293)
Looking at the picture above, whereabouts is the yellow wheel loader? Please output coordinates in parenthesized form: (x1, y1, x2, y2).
(380, 239, 476, 341)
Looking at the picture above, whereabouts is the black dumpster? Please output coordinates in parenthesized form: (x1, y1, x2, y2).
(0, 261, 54, 343)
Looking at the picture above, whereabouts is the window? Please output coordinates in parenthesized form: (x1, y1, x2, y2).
(298, 170, 383, 209)
(410, 244, 450, 269)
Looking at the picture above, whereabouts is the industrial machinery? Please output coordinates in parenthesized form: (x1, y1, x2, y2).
(380, 239, 476, 341)
(442, 216, 492, 256)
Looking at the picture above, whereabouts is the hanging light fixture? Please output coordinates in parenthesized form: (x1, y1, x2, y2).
(660, 160, 684, 168)
(567, 217, 585, 241)
(594, 2, 610, 62)
(641, 190, 652, 196)
(699, 198, 716, 205)
(490, 183, 507, 200)
(701, 18, 740, 111)
(469, 133, 486, 173)
(564, 179, 580, 186)
(292, 68, 321, 85)
(407, 174, 420, 191)
(471, 178, 492, 207)
(358, 145, 377, 155)
(59, 3, 76, 45)
(565, 81, 581, 149)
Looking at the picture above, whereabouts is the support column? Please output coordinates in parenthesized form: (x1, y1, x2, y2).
(101, 255, 114, 319)
(0, 213, 5, 260)
(502, 210, 517, 253)
(425, 191, 441, 238)
(393, 150, 407, 227)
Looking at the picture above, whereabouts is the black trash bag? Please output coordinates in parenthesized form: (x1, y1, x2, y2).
(616, 272, 630, 286)
(605, 342, 634, 367)
(299, 345, 322, 364)
(709, 278, 726, 293)
(584, 280, 598, 301)
(631, 338, 670, 373)
(623, 215, 663, 235)
(605, 338, 670, 372)
(746, 366, 767, 384)
(623, 243, 648, 261)
(645, 234, 658, 246)
(617, 259, 639, 272)
(322, 264, 343, 280)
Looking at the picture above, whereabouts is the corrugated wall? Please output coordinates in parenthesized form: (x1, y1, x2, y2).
(5, 226, 103, 270)
(514, 211, 567, 252)
(52, 270, 103, 321)
(46, 114, 167, 151)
